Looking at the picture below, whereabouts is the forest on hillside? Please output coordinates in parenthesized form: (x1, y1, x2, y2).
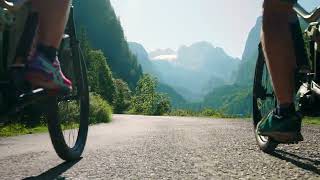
(73, 0, 142, 89)
(73, 0, 171, 116)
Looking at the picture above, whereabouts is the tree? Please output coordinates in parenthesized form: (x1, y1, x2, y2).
(129, 75, 171, 115)
(113, 79, 132, 113)
(87, 50, 116, 103)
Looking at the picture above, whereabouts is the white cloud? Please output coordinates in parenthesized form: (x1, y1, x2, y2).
(152, 55, 178, 62)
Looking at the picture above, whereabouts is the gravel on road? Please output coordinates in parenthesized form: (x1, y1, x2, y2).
(0, 115, 319, 179)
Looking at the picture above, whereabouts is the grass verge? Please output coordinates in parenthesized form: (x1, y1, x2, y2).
(0, 93, 113, 137)
(303, 117, 320, 126)
(0, 123, 48, 137)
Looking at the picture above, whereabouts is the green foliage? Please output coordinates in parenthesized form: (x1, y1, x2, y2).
(58, 101, 80, 124)
(199, 108, 223, 117)
(57, 93, 112, 124)
(74, 0, 142, 88)
(303, 117, 320, 126)
(113, 79, 132, 113)
(169, 109, 197, 117)
(0, 123, 48, 137)
(0, 93, 113, 137)
(153, 94, 171, 116)
(129, 75, 171, 115)
(203, 85, 252, 117)
(87, 50, 116, 103)
(156, 83, 187, 108)
(89, 93, 113, 124)
(78, 28, 91, 57)
(169, 108, 225, 118)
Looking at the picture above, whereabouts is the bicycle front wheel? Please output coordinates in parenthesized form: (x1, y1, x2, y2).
(252, 44, 279, 153)
(46, 41, 89, 161)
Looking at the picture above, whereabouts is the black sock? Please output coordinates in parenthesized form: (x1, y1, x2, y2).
(277, 103, 295, 117)
(36, 44, 57, 63)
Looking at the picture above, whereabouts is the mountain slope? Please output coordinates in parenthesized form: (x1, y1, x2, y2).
(235, 17, 261, 86)
(73, 0, 142, 88)
(156, 83, 187, 108)
(202, 85, 252, 116)
(201, 17, 262, 116)
(128, 42, 157, 75)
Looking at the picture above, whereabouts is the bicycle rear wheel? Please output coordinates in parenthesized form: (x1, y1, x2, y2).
(252, 44, 279, 153)
(46, 41, 89, 161)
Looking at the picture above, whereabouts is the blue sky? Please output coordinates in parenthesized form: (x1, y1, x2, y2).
(110, 0, 319, 58)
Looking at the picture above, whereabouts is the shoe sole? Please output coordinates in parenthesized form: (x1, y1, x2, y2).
(26, 72, 71, 96)
(260, 131, 304, 144)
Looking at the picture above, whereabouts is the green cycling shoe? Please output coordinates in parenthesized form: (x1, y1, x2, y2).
(257, 110, 304, 143)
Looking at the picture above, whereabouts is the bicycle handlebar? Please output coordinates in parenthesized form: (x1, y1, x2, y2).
(294, 3, 320, 23)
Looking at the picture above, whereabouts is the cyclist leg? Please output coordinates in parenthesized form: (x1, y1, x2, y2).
(258, 0, 303, 142)
(32, 0, 70, 48)
(262, 0, 296, 106)
(25, 0, 72, 94)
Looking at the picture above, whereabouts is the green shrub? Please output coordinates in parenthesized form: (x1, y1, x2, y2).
(89, 93, 113, 124)
(58, 101, 80, 124)
(199, 108, 222, 118)
(0, 124, 28, 137)
(169, 109, 197, 117)
(113, 78, 132, 114)
(169, 108, 226, 118)
(0, 123, 48, 137)
(58, 93, 112, 124)
(154, 94, 171, 115)
(129, 74, 171, 115)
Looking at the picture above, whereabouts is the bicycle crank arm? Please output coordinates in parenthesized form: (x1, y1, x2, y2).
(8, 88, 47, 114)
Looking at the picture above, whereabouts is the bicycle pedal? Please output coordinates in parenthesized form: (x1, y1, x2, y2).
(9, 64, 26, 69)
(18, 88, 46, 100)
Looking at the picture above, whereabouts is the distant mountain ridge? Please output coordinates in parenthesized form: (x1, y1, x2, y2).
(129, 41, 240, 101)
(128, 42, 157, 75)
(129, 16, 308, 115)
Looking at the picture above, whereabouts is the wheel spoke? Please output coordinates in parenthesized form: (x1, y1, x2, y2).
(58, 96, 80, 148)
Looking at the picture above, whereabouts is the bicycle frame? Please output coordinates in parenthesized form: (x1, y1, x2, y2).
(0, 1, 79, 117)
(294, 3, 320, 98)
(294, 4, 320, 23)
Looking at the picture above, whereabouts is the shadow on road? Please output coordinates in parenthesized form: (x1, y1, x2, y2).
(23, 158, 82, 180)
(271, 150, 320, 175)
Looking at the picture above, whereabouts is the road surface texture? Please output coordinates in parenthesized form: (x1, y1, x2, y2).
(0, 115, 319, 179)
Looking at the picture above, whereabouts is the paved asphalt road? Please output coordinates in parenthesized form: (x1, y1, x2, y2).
(0, 115, 319, 179)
